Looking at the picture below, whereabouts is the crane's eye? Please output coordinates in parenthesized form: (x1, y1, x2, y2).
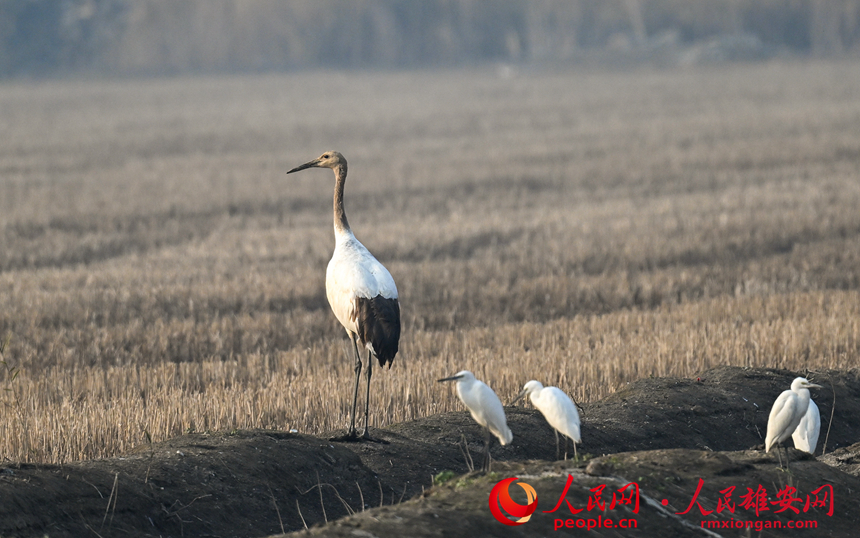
(322, 154, 329, 159)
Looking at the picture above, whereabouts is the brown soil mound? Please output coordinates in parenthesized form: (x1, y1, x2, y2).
(1, 366, 858, 537)
(290, 449, 860, 538)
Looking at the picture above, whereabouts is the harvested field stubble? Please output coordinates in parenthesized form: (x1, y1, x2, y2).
(1, 61, 860, 463)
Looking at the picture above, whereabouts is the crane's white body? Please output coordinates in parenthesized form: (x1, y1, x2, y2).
(327, 228, 398, 351)
(443, 370, 512, 446)
(792, 398, 820, 454)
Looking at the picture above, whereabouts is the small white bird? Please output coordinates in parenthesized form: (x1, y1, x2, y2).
(513, 380, 581, 460)
(288, 151, 400, 442)
(438, 370, 512, 471)
(765, 377, 822, 468)
(792, 399, 820, 455)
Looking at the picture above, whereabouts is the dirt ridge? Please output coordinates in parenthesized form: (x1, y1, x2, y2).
(1, 366, 858, 537)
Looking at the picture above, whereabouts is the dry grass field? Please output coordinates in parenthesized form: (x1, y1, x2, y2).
(1, 60, 859, 464)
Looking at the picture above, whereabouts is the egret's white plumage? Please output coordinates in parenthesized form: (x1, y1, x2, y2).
(438, 370, 512, 471)
(514, 380, 581, 460)
(765, 377, 821, 468)
(792, 399, 820, 454)
(288, 151, 400, 442)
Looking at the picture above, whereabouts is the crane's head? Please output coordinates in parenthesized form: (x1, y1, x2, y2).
(790, 377, 822, 391)
(437, 370, 475, 384)
(511, 379, 543, 405)
(287, 150, 346, 174)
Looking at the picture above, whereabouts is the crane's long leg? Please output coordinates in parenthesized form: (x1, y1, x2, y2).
(331, 333, 363, 442)
(359, 351, 389, 443)
(361, 349, 373, 438)
(554, 429, 560, 461)
(348, 334, 364, 436)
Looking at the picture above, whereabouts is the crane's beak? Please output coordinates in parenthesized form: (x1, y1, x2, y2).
(509, 388, 528, 406)
(437, 374, 463, 383)
(287, 158, 320, 174)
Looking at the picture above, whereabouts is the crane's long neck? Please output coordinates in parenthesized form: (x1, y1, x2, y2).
(333, 163, 351, 235)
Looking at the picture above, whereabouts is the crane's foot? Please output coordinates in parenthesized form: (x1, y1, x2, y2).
(360, 428, 389, 444)
(330, 428, 361, 442)
(329, 428, 389, 444)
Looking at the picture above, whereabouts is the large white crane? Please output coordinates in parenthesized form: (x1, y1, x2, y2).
(288, 151, 400, 442)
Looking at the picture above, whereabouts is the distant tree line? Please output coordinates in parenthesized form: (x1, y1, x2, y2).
(1, 0, 858, 77)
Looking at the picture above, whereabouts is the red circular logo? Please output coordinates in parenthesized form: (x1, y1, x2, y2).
(488, 477, 538, 525)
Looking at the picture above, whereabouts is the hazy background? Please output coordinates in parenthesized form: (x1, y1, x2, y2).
(1, 0, 858, 77)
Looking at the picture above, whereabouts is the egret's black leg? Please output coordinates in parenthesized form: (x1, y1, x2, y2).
(774, 443, 784, 469)
(554, 429, 560, 461)
(482, 428, 493, 472)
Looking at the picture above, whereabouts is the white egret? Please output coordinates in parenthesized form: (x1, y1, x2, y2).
(438, 370, 512, 471)
(765, 377, 821, 468)
(288, 151, 400, 442)
(792, 399, 820, 455)
(512, 380, 581, 460)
